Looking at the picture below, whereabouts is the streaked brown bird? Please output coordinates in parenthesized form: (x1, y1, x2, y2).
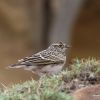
(8, 42, 70, 76)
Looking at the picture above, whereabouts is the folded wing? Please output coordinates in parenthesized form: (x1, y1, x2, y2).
(9, 53, 63, 69)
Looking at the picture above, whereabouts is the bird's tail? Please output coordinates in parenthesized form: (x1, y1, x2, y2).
(7, 62, 36, 71)
(8, 63, 26, 69)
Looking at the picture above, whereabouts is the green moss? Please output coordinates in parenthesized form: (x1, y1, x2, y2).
(0, 78, 73, 100)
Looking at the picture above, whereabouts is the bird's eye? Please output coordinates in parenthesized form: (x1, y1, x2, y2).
(58, 42, 64, 48)
(52, 42, 64, 48)
(58, 44, 64, 48)
(59, 44, 62, 47)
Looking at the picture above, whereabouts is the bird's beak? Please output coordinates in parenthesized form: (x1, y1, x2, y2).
(65, 44, 71, 48)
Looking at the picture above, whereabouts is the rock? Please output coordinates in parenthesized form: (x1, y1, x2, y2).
(73, 84, 100, 100)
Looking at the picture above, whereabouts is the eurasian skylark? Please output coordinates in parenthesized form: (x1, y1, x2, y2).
(8, 42, 70, 75)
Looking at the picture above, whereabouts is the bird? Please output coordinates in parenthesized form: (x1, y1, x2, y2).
(8, 42, 70, 76)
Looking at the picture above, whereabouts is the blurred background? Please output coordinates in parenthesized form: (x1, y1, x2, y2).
(0, 0, 100, 86)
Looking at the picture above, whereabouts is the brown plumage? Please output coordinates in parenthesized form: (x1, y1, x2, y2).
(8, 42, 70, 76)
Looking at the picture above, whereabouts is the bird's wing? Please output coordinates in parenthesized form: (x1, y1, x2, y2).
(8, 50, 64, 69)
(19, 53, 63, 65)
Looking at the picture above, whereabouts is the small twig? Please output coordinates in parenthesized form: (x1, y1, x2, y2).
(36, 80, 42, 95)
(28, 87, 31, 93)
(0, 82, 7, 89)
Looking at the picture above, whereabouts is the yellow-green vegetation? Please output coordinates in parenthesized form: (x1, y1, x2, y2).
(0, 76, 73, 100)
(0, 58, 100, 100)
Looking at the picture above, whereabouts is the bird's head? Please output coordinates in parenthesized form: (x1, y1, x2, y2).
(48, 42, 71, 56)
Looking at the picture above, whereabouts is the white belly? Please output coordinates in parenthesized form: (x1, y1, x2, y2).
(41, 63, 64, 74)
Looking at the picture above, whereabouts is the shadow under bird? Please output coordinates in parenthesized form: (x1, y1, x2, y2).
(8, 42, 70, 76)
